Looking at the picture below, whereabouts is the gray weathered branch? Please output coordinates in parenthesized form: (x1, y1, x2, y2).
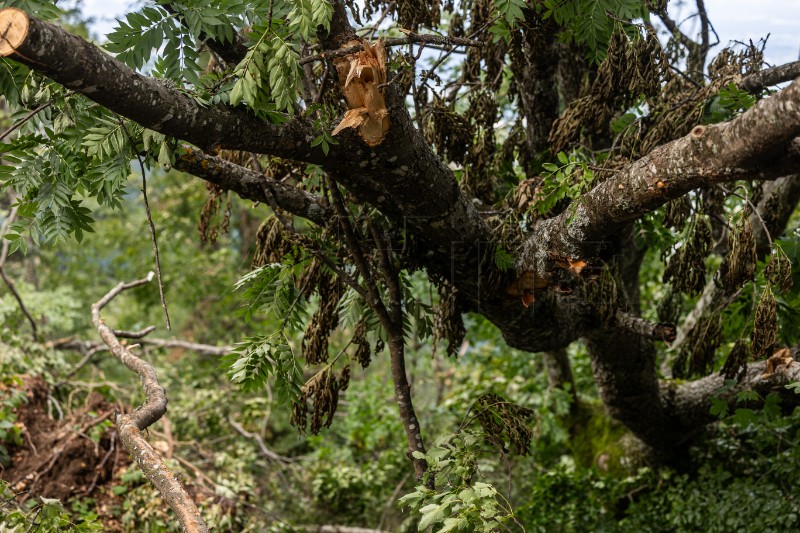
(92, 273, 209, 533)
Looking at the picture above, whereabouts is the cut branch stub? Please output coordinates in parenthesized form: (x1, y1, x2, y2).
(331, 39, 390, 146)
(0, 8, 28, 57)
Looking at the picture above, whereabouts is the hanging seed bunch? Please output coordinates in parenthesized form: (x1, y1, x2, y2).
(291, 366, 351, 435)
(720, 338, 751, 382)
(752, 284, 777, 360)
(549, 28, 666, 154)
(619, 43, 761, 159)
(656, 289, 681, 325)
(766, 246, 793, 294)
(302, 274, 343, 365)
(663, 196, 692, 230)
(423, 98, 471, 165)
(461, 90, 500, 204)
(198, 183, 232, 245)
(396, 0, 440, 30)
(252, 216, 292, 267)
(720, 207, 756, 294)
(351, 317, 373, 369)
(672, 311, 723, 378)
(433, 279, 466, 358)
(581, 265, 618, 326)
(474, 393, 535, 456)
(664, 215, 712, 296)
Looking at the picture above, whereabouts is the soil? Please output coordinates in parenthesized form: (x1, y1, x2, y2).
(0, 375, 129, 501)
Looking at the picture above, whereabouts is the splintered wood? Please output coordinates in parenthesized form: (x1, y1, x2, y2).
(331, 39, 390, 146)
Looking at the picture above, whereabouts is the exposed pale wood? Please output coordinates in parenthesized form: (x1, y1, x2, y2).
(0, 8, 29, 57)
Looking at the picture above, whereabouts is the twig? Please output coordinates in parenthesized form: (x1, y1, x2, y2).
(228, 416, 294, 463)
(0, 203, 37, 340)
(0, 101, 52, 141)
(298, 32, 482, 65)
(120, 120, 171, 330)
(328, 179, 432, 487)
(114, 325, 157, 339)
(92, 273, 209, 533)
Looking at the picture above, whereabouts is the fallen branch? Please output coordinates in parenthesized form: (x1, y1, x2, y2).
(92, 273, 209, 533)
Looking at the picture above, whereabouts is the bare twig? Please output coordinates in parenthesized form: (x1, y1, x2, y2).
(0, 101, 52, 141)
(0, 203, 37, 339)
(120, 120, 171, 330)
(328, 179, 431, 487)
(298, 32, 482, 65)
(228, 416, 294, 464)
(92, 273, 209, 533)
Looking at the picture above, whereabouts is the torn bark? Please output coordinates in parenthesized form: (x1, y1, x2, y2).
(331, 39, 390, 145)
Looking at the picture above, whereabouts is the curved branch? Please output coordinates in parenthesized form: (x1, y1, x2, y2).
(92, 273, 209, 533)
(664, 358, 800, 434)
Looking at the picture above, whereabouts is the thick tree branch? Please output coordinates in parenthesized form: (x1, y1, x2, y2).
(0, 8, 310, 157)
(521, 77, 800, 280)
(663, 358, 800, 434)
(92, 273, 208, 533)
(615, 310, 676, 342)
(173, 148, 331, 226)
(741, 60, 800, 92)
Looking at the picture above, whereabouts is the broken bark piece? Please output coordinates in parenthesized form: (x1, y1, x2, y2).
(332, 39, 390, 146)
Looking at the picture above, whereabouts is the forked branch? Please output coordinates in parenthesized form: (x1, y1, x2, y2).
(92, 273, 209, 533)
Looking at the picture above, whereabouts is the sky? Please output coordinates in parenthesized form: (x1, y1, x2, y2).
(80, 0, 799, 66)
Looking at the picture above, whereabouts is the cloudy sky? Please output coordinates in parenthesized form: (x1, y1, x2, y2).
(81, 0, 799, 66)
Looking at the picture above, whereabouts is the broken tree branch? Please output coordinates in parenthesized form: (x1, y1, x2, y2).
(615, 310, 677, 342)
(91, 273, 209, 533)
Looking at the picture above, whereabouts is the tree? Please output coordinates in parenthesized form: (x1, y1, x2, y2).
(1, 0, 800, 530)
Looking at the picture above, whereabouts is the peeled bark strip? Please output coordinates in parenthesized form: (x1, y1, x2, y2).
(92, 274, 209, 533)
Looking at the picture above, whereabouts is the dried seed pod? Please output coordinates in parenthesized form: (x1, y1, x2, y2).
(290, 365, 351, 435)
(351, 317, 372, 369)
(474, 393, 535, 456)
(664, 215, 713, 296)
(198, 183, 231, 245)
(752, 284, 778, 360)
(765, 246, 793, 294)
(302, 274, 343, 365)
(721, 208, 756, 293)
(434, 279, 465, 358)
(673, 312, 722, 378)
(720, 338, 751, 381)
(663, 196, 691, 229)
